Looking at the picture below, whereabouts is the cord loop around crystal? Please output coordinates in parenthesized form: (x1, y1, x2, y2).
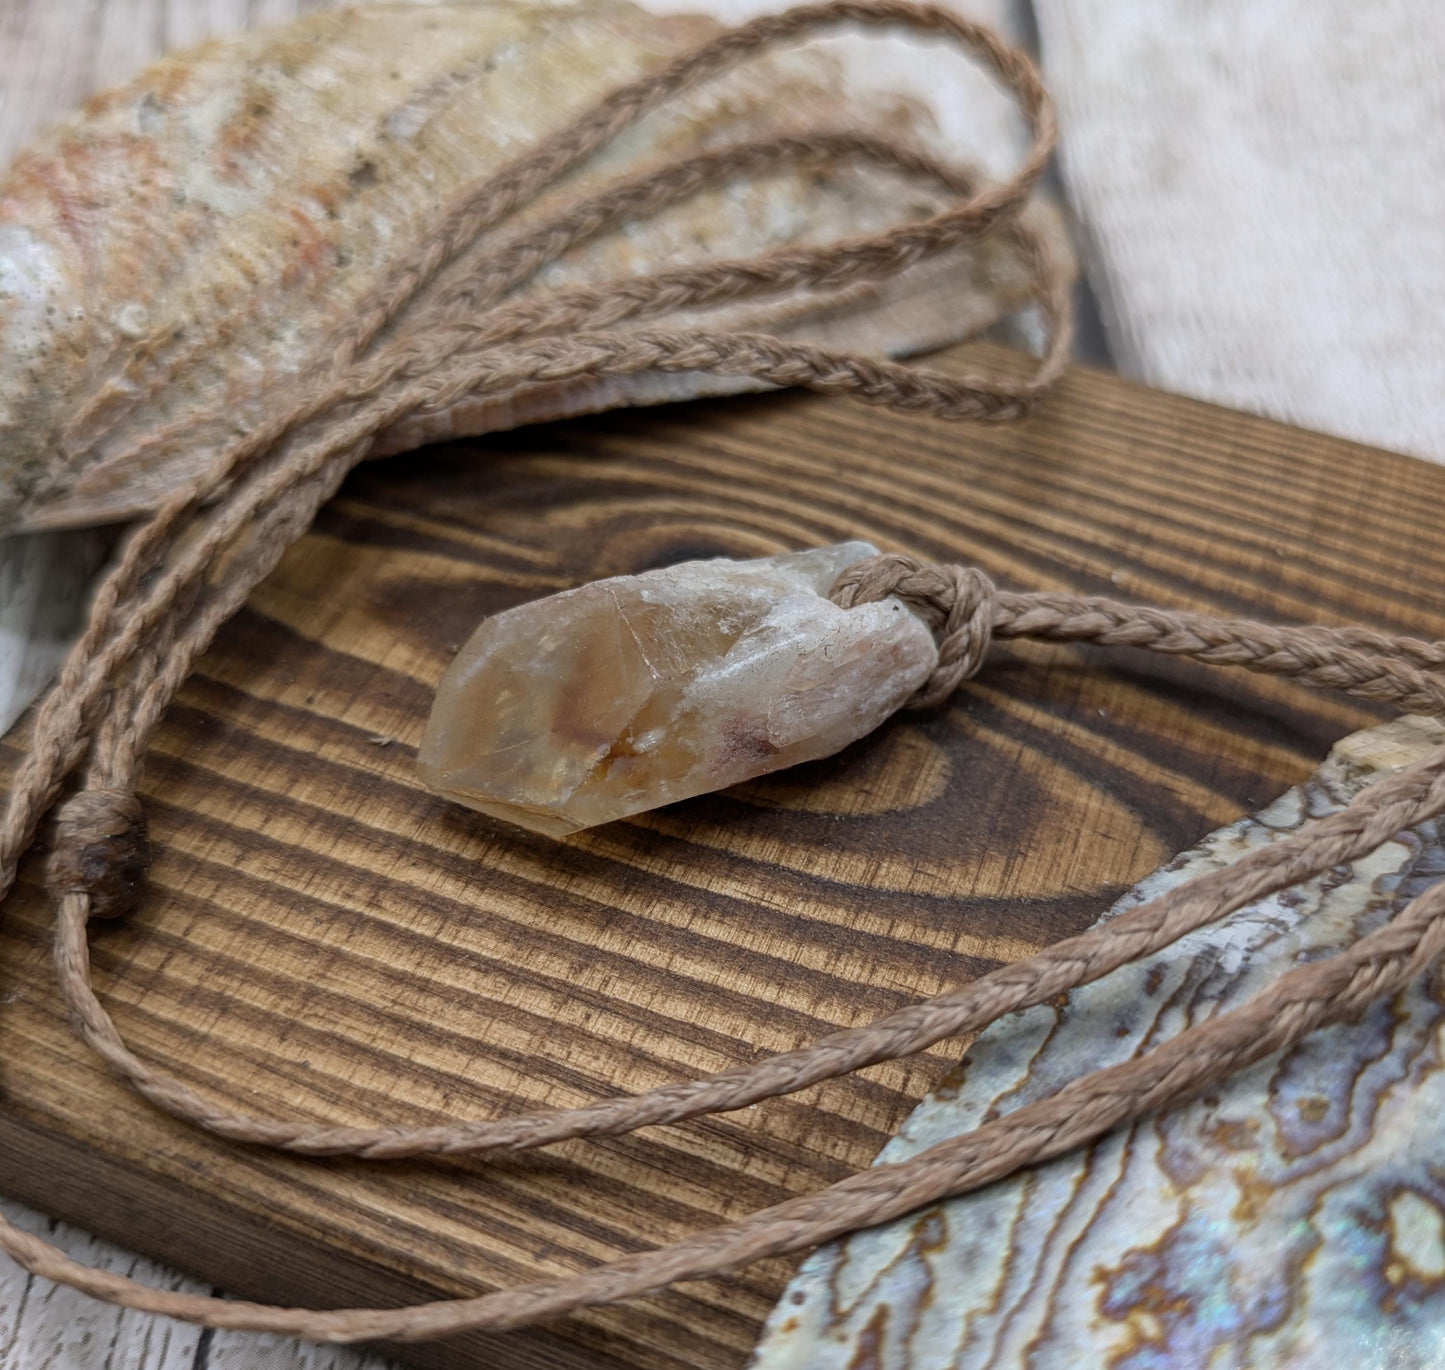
(829, 553, 998, 706)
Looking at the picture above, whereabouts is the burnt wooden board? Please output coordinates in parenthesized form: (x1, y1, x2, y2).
(2, 346, 1444, 1370)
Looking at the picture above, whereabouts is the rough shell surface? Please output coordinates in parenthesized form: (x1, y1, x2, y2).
(0, 0, 1065, 533)
(418, 541, 938, 835)
(753, 714, 1445, 1370)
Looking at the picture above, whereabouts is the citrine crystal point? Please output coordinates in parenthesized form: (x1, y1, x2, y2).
(417, 542, 938, 836)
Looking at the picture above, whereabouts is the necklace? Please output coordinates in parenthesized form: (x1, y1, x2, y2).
(6, 0, 1445, 1349)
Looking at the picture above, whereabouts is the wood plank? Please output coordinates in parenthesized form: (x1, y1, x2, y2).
(1, 345, 1442, 1367)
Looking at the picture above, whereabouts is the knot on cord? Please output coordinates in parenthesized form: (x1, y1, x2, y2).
(45, 788, 150, 920)
(830, 553, 997, 708)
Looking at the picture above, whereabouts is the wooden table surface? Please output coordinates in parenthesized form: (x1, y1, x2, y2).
(2, 340, 1443, 1369)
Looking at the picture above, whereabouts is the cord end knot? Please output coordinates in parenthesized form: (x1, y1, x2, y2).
(46, 788, 150, 920)
(831, 553, 996, 707)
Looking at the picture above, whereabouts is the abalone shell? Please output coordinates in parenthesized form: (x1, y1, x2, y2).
(0, 0, 1064, 533)
(755, 715, 1445, 1370)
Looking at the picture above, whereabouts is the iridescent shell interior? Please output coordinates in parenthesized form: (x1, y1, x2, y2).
(755, 715, 1445, 1370)
(0, 0, 1067, 533)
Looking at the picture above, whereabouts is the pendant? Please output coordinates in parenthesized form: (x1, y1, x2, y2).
(417, 542, 937, 836)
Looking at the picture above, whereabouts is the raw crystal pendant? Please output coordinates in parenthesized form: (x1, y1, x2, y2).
(418, 542, 937, 836)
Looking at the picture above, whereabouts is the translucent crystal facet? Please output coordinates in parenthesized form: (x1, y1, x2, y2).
(417, 542, 937, 836)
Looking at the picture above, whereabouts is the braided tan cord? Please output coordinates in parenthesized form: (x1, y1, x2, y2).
(13, 861, 1445, 1341)
(47, 735, 1445, 1157)
(0, 0, 1068, 901)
